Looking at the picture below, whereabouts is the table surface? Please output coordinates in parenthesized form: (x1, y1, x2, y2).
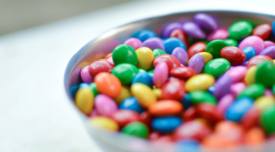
(1, 0, 275, 151)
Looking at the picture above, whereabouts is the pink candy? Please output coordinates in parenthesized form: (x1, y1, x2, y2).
(230, 82, 246, 97)
(80, 65, 94, 83)
(225, 66, 247, 83)
(153, 62, 169, 88)
(264, 40, 275, 48)
(94, 94, 118, 117)
(124, 38, 142, 50)
(217, 94, 235, 114)
(207, 29, 228, 41)
(239, 36, 264, 55)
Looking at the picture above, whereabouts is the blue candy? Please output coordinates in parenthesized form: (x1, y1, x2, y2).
(135, 30, 157, 42)
(79, 83, 90, 88)
(207, 85, 215, 95)
(225, 97, 254, 122)
(119, 97, 144, 113)
(242, 47, 256, 62)
(70, 85, 79, 99)
(272, 21, 275, 37)
(176, 140, 200, 152)
(163, 38, 187, 54)
(181, 93, 193, 110)
(152, 116, 182, 133)
(132, 72, 153, 88)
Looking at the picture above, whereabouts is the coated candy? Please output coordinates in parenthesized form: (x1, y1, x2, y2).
(111, 110, 141, 127)
(217, 94, 235, 114)
(188, 54, 205, 74)
(190, 91, 217, 105)
(135, 47, 154, 71)
(196, 103, 223, 123)
(194, 13, 218, 31)
(122, 122, 149, 138)
(163, 38, 187, 54)
(170, 29, 189, 48)
(131, 83, 157, 108)
(238, 84, 265, 99)
(187, 42, 206, 58)
(163, 22, 182, 38)
(185, 74, 215, 92)
(89, 117, 119, 131)
(171, 47, 188, 66)
(152, 116, 182, 133)
(224, 39, 238, 46)
(182, 21, 206, 39)
(132, 72, 153, 88)
(221, 46, 246, 65)
(161, 77, 185, 101)
(181, 93, 193, 110)
(170, 66, 195, 79)
(228, 20, 253, 40)
(136, 30, 157, 42)
(111, 63, 139, 85)
(259, 46, 275, 58)
(112, 44, 138, 65)
(80, 65, 93, 83)
(207, 29, 228, 41)
(149, 100, 183, 116)
(94, 72, 122, 98)
(89, 83, 99, 97)
(255, 61, 275, 87)
(244, 127, 265, 145)
(153, 49, 167, 58)
(197, 52, 213, 64)
(141, 38, 165, 51)
(75, 88, 94, 115)
(264, 40, 275, 48)
(239, 36, 264, 55)
(204, 58, 230, 78)
(124, 38, 142, 50)
(153, 54, 181, 71)
(252, 23, 271, 40)
(241, 106, 260, 129)
(254, 96, 274, 111)
(247, 55, 273, 68)
(89, 60, 114, 76)
(242, 47, 256, 62)
(119, 97, 144, 113)
(213, 75, 232, 99)
(230, 82, 246, 97)
(153, 62, 169, 88)
(224, 66, 247, 83)
(113, 86, 131, 104)
(205, 40, 227, 58)
(94, 94, 118, 117)
(261, 105, 275, 134)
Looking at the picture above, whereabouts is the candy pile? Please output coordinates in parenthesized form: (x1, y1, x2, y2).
(71, 13, 275, 149)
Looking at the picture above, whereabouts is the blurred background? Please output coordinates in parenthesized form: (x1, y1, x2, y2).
(0, 0, 134, 35)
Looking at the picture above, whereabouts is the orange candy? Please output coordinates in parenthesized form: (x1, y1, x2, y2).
(148, 100, 183, 116)
(94, 72, 122, 98)
(202, 133, 239, 148)
(244, 127, 265, 145)
(104, 52, 112, 60)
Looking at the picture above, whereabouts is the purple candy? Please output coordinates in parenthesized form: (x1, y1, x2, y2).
(162, 22, 182, 38)
(217, 94, 235, 114)
(188, 54, 205, 74)
(259, 46, 275, 58)
(213, 75, 232, 99)
(182, 21, 206, 39)
(171, 47, 189, 66)
(141, 37, 165, 50)
(264, 89, 274, 97)
(194, 13, 218, 31)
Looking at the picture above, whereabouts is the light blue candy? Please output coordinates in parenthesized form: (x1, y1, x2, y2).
(152, 116, 182, 133)
(225, 97, 254, 122)
(135, 30, 157, 42)
(242, 47, 256, 62)
(132, 72, 153, 88)
(176, 140, 200, 152)
(207, 85, 215, 95)
(163, 38, 187, 54)
(79, 83, 90, 88)
(119, 97, 144, 113)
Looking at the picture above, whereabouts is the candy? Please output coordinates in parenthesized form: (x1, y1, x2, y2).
(252, 24, 271, 40)
(221, 46, 246, 65)
(213, 75, 232, 99)
(190, 91, 217, 105)
(185, 74, 215, 92)
(135, 47, 154, 71)
(80, 65, 94, 83)
(161, 77, 185, 101)
(148, 100, 183, 116)
(194, 13, 218, 31)
(124, 38, 142, 50)
(228, 20, 253, 40)
(88, 60, 114, 76)
(163, 22, 182, 38)
(187, 42, 206, 58)
(89, 83, 99, 97)
(259, 46, 275, 58)
(254, 96, 274, 111)
(119, 97, 144, 113)
(136, 30, 157, 42)
(170, 66, 195, 79)
(153, 62, 168, 88)
(205, 40, 227, 58)
(196, 103, 223, 123)
(132, 72, 153, 88)
(204, 58, 230, 78)
(242, 47, 256, 62)
(217, 94, 235, 114)
(181, 93, 193, 110)
(89, 117, 119, 131)
(197, 52, 213, 64)
(244, 127, 265, 145)
(153, 54, 181, 71)
(163, 38, 187, 54)
(230, 82, 246, 97)
(153, 49, 167, 58)
(261, 105, 275, 134)
(239, 36, 264, 55)
(188, 54, 205, 74)
(121, 122, 149, 138)
(94, 94, 118, 117)
(112, 44, 138, 65)
(111, 63, 139, 85)
(152, 116, 182, 133)
(113, 86, 132, 104)
(264, 40, 275, 48)
(111, 110, 141, 127)
(238, 84, 265, 99)
(224, 39, 238, 46)
(255, 61, 275, 87)
(131, 83, 157, 108)
(170, 29, 189, 48)
(245, 66, 257, 85)
(247, 55, 273, 68)
(207, 29, 228, 41)
(171, 47, 188, 66)
(182, 107, 197, 121)
(182, 21, 206, 39)
(75, 88, 94, 115)
(141, 38, 165, 51)
(224, 66, 247, 83)
(94, 72, 122, 98)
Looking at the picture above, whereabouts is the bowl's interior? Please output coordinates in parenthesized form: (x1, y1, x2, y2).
(64, 10, 275, 152)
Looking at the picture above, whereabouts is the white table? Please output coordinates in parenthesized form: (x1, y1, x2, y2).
(1, 0, 275, 151)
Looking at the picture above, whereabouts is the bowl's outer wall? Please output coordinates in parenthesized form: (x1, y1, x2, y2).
(64, 10, 275, 152)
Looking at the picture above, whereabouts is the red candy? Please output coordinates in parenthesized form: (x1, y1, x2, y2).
(173, 120, 211, 141)
(187, 42, 206, 58)
(247, 55, 273, 68)
(252, 24, 272, 40)
(196, 103, 223, 123)
(241, 106, 260, 129)
(111, 110, 141, 127)
(182, 107, 197, 121)
(140, 111, 152, 127)
(170, 66, 196, 79)
(170, 29, 189, 48)
(221, 46, 246, 65)
(153, 54, 181, 71)
(161, 78, 185, 101)
(89, 60, 114, 76)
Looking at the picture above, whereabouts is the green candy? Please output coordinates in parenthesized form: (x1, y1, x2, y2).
(121, 122, 149, 139)
(205, 40, 227, 58)
(272, 85, 275, 95)
(190, 91, 217, 105)
(255, 61, 275, 87)
(224, 39, 238, 46)
(111, 63, 139, 85)
(112, 44, 138, 65)
(153, 49, 167, 58)
(89, 83, 98, 96)
(200, 40, 209, 45)
(261, 105, 275, 134)
(228, 20, 253, 40)
(238, 84, 265, 99)
(138, 68, 146, 73)
(148, 69, 154, 77)
(204, 58, 231, 78)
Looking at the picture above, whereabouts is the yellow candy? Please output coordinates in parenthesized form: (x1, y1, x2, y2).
(197, 52, 213, 64)
(136, 47, 154, 71)
(185, 74, 215, 92)
(113, 86, 132, 104)
(131, 83, 157, 108)
(89, 117, 119, 131)
(153, 88, 162, 100)
(75, 88, 94, 115)
(245, 66, 257, 86)
(255, 96, 275, 111)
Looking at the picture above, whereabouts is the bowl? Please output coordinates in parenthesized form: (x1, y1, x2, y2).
(64, 10, 275, 152)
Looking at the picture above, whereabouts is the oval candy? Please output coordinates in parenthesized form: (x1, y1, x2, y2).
(122, 122, 149, 138)
(75, 88, 94, 115)
(221, 46, 246, 65)
(135, 47, 155, 71)
(170, 66, 196, 79)
(119, 97, 144, 113)
(252, 24, 271, 40)
(153, 62, 169, 88)
(255, 61, 275, 87)
(228, 20, 253, 40)
(239, 36, 264, 55)
(88, 60, 114, 76)
(153, 54, 181, 71)
(149, 100, 183, 116)
(132, 72, 153, 88)
(112, 44, 138, 65)
(188, 54, 205, 74)
(152, 116, 183, 133)
(89, 116, 119, 131)
(185, 74, 215, 92)
(170, 29, 189, 48)
(163, 38, 187, 54)
(131, 83, 157, 108)
(172, 47, 189, 66)
(247, 55, 273, 68)
(187, 42, 206, 58)
(204, 58, 231, 78)
(161, 77, 185, 101)
(259, 46, 275, 58)
(141, 38, 165, 51)
(111, 110, 141, 127)
(111, 63, 139, 85)
(242, 47, 256, 62)
(194, 13, 218, 31)
(95, 94, 118, 117)
(207, 29, 228, 41)
(205, 40, 227, 58)
(182, 21, 206, 39)
(124, 38, 142, 50)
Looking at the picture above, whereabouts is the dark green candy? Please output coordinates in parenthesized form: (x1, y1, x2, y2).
(255, 61, 275, 88)
(238, 84, 265, 99)
(111, 63, 139, 85)
(228, 20, 253, 40)
(261, 105, 275, 134)
(205, 40, 227, 58)
(153, 49, 167, 58)
(190, 91, 217, 105)
(112, 44, 138, 65)
(204, 58, 231, 78)
(89, 83, 98, 96)
(121, 122, 149, 139)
